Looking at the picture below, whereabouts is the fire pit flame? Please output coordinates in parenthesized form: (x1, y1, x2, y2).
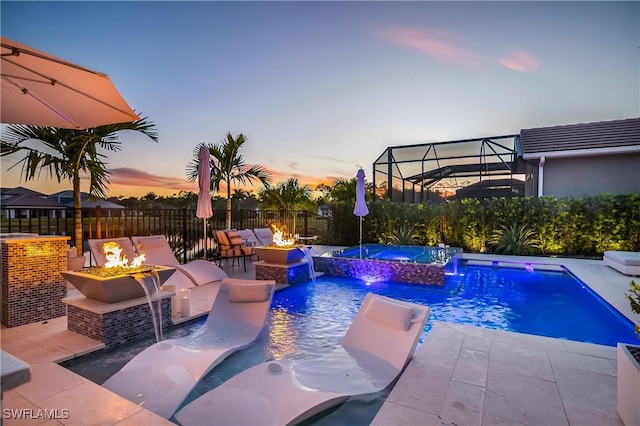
(272, 227, 296, 248)
(103, 241, 146, 269)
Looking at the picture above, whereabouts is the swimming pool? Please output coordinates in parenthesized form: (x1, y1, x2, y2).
(274, 264, 637, 346)
(62, 263, 637, 423)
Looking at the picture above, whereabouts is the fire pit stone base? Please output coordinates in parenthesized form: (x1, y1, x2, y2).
(63, 294, 172, 348)
(254, 261, 311, 285)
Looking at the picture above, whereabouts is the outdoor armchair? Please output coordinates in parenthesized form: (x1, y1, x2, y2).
(213, 230, 254, 272)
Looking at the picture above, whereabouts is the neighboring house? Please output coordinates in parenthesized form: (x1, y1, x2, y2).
(317, 204, 332, 217)
(520, 117, 640, 197)
(0, 187, 66, 219)
(0, 187, 125, 219)
(49, 190, 125, 214)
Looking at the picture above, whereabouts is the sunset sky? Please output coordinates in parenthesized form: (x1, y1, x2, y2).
(1, 1, 638, 198)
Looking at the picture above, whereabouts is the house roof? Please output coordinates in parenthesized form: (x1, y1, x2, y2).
(49, 190, 75, 198)
(520, 117, 640, 159)
(3, 195, 64, 209)
(78, 199, 125, 209)
(0, 186, 47, 197)
(0, 187, 124, 209)
(48, 190, 124, 209)
(0, 187, 65, 209)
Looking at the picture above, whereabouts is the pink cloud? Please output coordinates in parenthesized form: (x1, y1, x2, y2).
(107, 168, 197, 192)
(499, 50, 539, 72)
(104, 166, 342, 197)
(378, 26, 482, 67)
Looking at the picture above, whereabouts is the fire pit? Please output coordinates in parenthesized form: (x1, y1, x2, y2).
(61, 266, 176, 303)
(61, 239, 177, 303)
(253, 246, 306, 264)
(254, 226, 307, 264)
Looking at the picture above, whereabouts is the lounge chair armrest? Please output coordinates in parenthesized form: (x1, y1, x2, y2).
(410, 308, 430, 323)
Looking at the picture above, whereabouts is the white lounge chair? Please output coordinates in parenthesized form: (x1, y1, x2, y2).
(237, 228, 260, 246)
(174, 293, 429, 426)
(253, 227, 274, 246)
(604, 250, 640, 276)
(102, 278, 276, 419)
(88, 236, 221, 293)
(131, 235, 228, 286)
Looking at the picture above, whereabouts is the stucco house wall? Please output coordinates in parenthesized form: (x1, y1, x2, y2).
(539, 153, 640, 198)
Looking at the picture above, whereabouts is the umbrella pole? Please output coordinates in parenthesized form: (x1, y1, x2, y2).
(203, 219, 207, 259)
(359, 217, 363, 259)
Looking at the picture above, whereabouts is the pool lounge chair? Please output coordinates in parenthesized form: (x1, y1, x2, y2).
(253, 227, 274, 246)
(604, 250, 640, 276)
(131, 235, 228, 286)
(237, 228, 260, 246)
(102, 278, 276, 419)
(174, 293, 429, 426)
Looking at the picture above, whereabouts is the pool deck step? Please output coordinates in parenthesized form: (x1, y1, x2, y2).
(465, 258, 566, 272)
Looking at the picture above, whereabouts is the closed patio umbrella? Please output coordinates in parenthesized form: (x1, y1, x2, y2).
(196, 145, 213, 259)
(1, 36, 139, 129)
(353, 168, 369, 257)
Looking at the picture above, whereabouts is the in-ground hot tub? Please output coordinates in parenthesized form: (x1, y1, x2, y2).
(61, 266, 176, 303)
(313, 244, 461, 286)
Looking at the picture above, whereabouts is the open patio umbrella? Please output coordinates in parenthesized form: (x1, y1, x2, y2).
(1, 36, 139, 129)
(196, 145, 213, 259)
(353, 168, 369, 257)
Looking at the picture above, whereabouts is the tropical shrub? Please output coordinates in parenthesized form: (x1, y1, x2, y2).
(489, 222, 541, 255)
(384, 224, 421, 245)
(626, 280, 640, 338)
(324, 193, 639, 255)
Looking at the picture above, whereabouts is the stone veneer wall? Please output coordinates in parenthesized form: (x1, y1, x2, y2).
(255, 262, 310, 285)
(1, 236, 68, 327)
(66, 298, 171, 348)
(313, 257, 447, 285)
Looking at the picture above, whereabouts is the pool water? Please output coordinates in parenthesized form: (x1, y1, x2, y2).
(273, 264, 637, 346)
(321, 243, 461, 265)
(62, 264, 637, 423)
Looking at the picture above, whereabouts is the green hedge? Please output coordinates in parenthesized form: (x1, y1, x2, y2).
(325, 193, 640, 257)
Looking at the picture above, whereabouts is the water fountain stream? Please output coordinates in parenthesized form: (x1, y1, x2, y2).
(131, 271, 163, 342)
(298, 246, 316, 283)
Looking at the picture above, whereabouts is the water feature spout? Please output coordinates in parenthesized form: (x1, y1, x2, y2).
(131, 270, 164, 342)
(298, 245, 316, 283)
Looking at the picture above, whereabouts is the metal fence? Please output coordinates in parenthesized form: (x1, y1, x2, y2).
(0, 207, 329, 264)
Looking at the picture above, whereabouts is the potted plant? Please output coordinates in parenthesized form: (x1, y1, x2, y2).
(618, 280, 640, 426)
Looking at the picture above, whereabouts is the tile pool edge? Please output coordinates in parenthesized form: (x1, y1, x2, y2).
(312, 256, 459, 285)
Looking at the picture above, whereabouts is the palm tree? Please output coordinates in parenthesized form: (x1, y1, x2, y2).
(329, 177, 357, 203)
(259, 178, 315, 210)
(259, 178, 315, 233)
(186, 132, 271, 229)
(1, 117, 158, 256)
(231, 188, 250, 210)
